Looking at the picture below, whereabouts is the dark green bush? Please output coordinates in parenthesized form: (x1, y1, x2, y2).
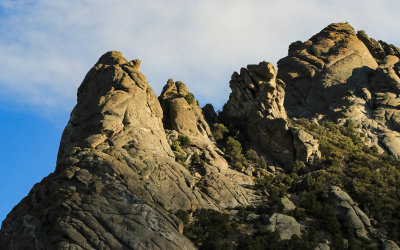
(185, 93, 195, 105)
(184, 209, 238, 249)
(171, 141, 182, 152)
(212, 123, 229, 141)
(191, 152, 201, 165)
(175, 152, 186, 166)
(246, 149, 259, 162)
(225, 137, 246, 167)
(175, 209, 190, 225)
(178, 135, 191, 147)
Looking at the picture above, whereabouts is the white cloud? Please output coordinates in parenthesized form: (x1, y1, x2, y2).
(1, 0, 399, 115)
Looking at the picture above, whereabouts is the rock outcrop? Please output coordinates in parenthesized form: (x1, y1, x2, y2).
(202, 104, 218, 124)
(220, 61, 320, 169)
(380, 240, 400, 250)
(279, 22, 400, 159)
(278, 22, 378, 118)
(266, 213, 302, 240)
(1, 22, 400, 249)
(328, 186, 372, 239)
(159, 79, 257, 208)
(357, 30, 400, 62)
(0, 52, 255, 249)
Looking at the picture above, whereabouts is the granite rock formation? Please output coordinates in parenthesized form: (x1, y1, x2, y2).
(266, 213, 302, 240)
(1, 22, 400, 249)
(220, 61, 321, 169)
(328, 186, 373, 239)
(278, 22, 400, 159)
(0, 52, 255, 249)
(158, 79, 257, 208)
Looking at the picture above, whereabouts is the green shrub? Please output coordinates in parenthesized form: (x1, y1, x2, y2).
(191, 152, 201, 166)
(370, 145, 378, 154)
(185, 93, 195, 105)
(196, 178, 206, 189)
(212, 123, 229, 141)
(175, 209, 190, 225)
(225, 137, 246, 166)
(292, 160, 305, 174)
(171, 141, 182, 152)
(246, 149, 259, 162)
(178, 135, 191, 147)
(258, 158, 267, 169)
(184, 209, 238, 249)
(175, 152, 186, 166)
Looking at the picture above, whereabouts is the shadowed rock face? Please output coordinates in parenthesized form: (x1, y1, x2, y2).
(279, 22, 400, 159)
(221, 61, 320, 169)
(0, 52, 256, 250)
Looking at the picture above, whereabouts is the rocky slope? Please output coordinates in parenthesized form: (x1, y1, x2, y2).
(1, 23, 400, 250)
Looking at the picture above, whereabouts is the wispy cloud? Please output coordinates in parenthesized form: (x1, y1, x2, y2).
(1, 0, 399, 115)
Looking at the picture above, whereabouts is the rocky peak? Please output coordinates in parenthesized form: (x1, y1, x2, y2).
(279, 22, 378, 118)
(96, 51, 129, 65)
(221, 61, 320, 169)
(161, 78, 191, 98)
(0, 52, 258, 250)
(222, 61, 287, 121)
(58, 51, 167, 164)
(202, 103, 218, 124)
(279, 23, 400, 159)
(2, 23, 400, 249)
(159, 78, 258, 208)
(159, 79, 209, 138)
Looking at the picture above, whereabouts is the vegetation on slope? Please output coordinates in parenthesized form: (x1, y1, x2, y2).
(181, 118, 400, 249)
(293, 119, 400, 243)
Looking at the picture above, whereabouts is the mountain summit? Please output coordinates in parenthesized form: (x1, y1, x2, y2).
(1, 23, 400, 249)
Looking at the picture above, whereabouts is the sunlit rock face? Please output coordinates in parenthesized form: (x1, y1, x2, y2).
(279, 22, 400, 159)
(1, 22, 400, 249)
(0, 51, 256, 250)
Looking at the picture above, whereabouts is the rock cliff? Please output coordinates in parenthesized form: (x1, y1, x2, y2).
(0, 52, 255, 249)
(220, 61, 321, 169)
(1, 23, 400, 250)
(278, 22, 400, 159)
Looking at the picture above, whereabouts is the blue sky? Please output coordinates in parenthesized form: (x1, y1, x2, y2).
(1, 0, 400, 223)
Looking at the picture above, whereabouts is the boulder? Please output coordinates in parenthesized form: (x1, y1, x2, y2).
(266, 213, 302, 240)
(281, 196, 296, 211)
(291, 127, 321, 166)
(380, 239, 400, 250)
(328, 186, 372, 239)
(314, 243, 330, 250)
